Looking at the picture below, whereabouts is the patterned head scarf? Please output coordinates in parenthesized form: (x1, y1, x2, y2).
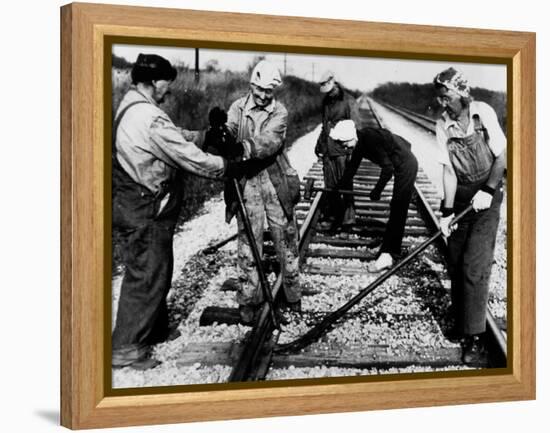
(433, 67, 470, 97)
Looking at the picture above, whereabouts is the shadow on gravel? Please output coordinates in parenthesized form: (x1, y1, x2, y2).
(400, 247, 454, 335)
(167, 249, 238, 327)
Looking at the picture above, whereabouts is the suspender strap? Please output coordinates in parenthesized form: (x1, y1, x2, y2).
(112, 100, 150, 145)
(472, 113, 489, 142)
(112, 100, 151, 193)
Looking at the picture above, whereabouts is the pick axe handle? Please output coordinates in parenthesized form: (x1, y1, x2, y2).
(201, 233, 238, 255)
(275, 204, 474, 354)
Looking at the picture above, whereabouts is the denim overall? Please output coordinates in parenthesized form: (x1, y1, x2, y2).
(447, 114, 503, 335)
(111, 101, 184, 366)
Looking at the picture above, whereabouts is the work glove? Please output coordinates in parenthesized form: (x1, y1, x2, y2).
(439, 213, 457, 238)
(369, 188, 381, 201)
(208, 106, 227, 129)
(226, 139, 245, 160)
(224, 160, 251, 180)
(205, 113, 244, 160)
(471, 189, 493, 212)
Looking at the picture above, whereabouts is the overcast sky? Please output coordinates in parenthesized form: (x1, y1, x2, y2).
(113, 44, 507, 93)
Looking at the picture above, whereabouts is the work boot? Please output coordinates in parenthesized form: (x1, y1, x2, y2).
(129, 356, 162, 371)
(166, 327, 181, 342)
(286, 299, 302, 313)
(221, 277, 239, 292)
(462, 334, 488, 366)
(337, 224, 353, 240)
(112, 350, 161, 371)
(367, 253, 393, 273)
(239, 304, 257, 325)
(366, 238, 383, 248)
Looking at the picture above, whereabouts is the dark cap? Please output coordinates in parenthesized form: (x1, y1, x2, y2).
(131, 53, 177, 84)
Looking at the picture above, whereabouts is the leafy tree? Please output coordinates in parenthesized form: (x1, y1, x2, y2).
(112, 54, 132, 69)
(204, 59, 220, 73)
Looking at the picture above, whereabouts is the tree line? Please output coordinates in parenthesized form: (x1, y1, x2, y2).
(370, 82, 507, 132)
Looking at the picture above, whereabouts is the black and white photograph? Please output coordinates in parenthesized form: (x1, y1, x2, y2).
(110, 44, 508, 389)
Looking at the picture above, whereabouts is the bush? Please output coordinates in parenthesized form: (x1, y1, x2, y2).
(112, 54, 133, 70)
(275, 75, 322, 144)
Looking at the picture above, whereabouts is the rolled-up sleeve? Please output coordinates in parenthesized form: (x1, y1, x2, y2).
(435, 120, 452, 167)
(247, 106, 288, 159)
(478, 102, 506, 157)
(149, 115, 225, 179)
(179, 128, 207, 149)
(226, 101, 240, 139)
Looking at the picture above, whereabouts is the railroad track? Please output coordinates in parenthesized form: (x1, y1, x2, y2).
(182, 98, 507, 382)
(376, 100, 437, 131)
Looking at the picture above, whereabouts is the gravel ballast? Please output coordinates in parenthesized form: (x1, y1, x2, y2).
(112, 108, 507, 388)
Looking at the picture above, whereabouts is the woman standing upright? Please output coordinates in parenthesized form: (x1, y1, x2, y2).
(433, 67, 507, 365)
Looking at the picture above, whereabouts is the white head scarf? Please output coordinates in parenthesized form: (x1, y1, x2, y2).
(250, 60, 282, 89)
(319, 70, 336, 93)
(329, 119, 357, 142)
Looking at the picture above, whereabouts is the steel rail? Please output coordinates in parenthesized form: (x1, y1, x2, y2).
(376, 100, 437, 133)
(228, 191, 324, 382)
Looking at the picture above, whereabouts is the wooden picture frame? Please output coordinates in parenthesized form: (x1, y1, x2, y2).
(60, 2, 535, 429)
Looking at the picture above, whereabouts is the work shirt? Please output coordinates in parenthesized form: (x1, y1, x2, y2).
(435, 100, 506, 167)
(342, 127, 411, 194)
(115, 87, 225, 194)
(225, 93, 299, 221)
(227, 93, 287, 162)
(315, 83, 362, 158)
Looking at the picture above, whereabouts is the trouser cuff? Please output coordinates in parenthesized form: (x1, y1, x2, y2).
(112, 343, 150, 367)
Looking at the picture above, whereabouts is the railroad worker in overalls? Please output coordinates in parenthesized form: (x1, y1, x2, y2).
(335, 120, 418, 273)
(315, 71, 361, 232)
(433, 67, 506, 365)
(112, 54, 230, 370)
(226, 60, 301, 323)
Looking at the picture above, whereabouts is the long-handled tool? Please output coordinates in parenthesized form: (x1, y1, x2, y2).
(274, 204, 473, 354)
(201, 233, 238, 255)
(303, 177, 371, 200)
(232, 178, 279, 329)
